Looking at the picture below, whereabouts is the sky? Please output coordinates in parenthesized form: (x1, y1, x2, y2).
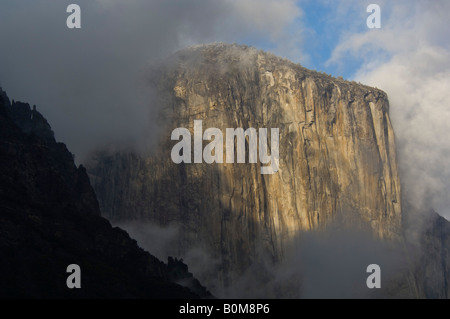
(0, 0, 449, 218)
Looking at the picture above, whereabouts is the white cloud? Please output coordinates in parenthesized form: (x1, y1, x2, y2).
(228, 0, 301, 39)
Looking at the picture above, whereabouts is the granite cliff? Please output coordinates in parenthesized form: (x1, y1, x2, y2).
(88, 44, 405, 293)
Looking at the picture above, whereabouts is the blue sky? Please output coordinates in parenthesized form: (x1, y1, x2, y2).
(242, 0, 389, 80)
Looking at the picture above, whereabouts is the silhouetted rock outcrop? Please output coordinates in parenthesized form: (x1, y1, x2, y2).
(167, 257, 212, 297)
(0, 88, 210, 298)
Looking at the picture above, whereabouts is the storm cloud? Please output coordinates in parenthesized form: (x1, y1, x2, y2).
(0, 0, 302, 161)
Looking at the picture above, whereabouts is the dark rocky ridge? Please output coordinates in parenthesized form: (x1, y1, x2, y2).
(0, 88, 210, 298)
(407, 210, 450, 298)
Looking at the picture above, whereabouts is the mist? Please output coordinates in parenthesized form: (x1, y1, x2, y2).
(118, 220, 409, 298)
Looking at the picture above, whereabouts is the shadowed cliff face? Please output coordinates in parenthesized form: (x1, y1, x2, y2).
(0, 88, 210, 298)
(87, 43, 403, 293)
